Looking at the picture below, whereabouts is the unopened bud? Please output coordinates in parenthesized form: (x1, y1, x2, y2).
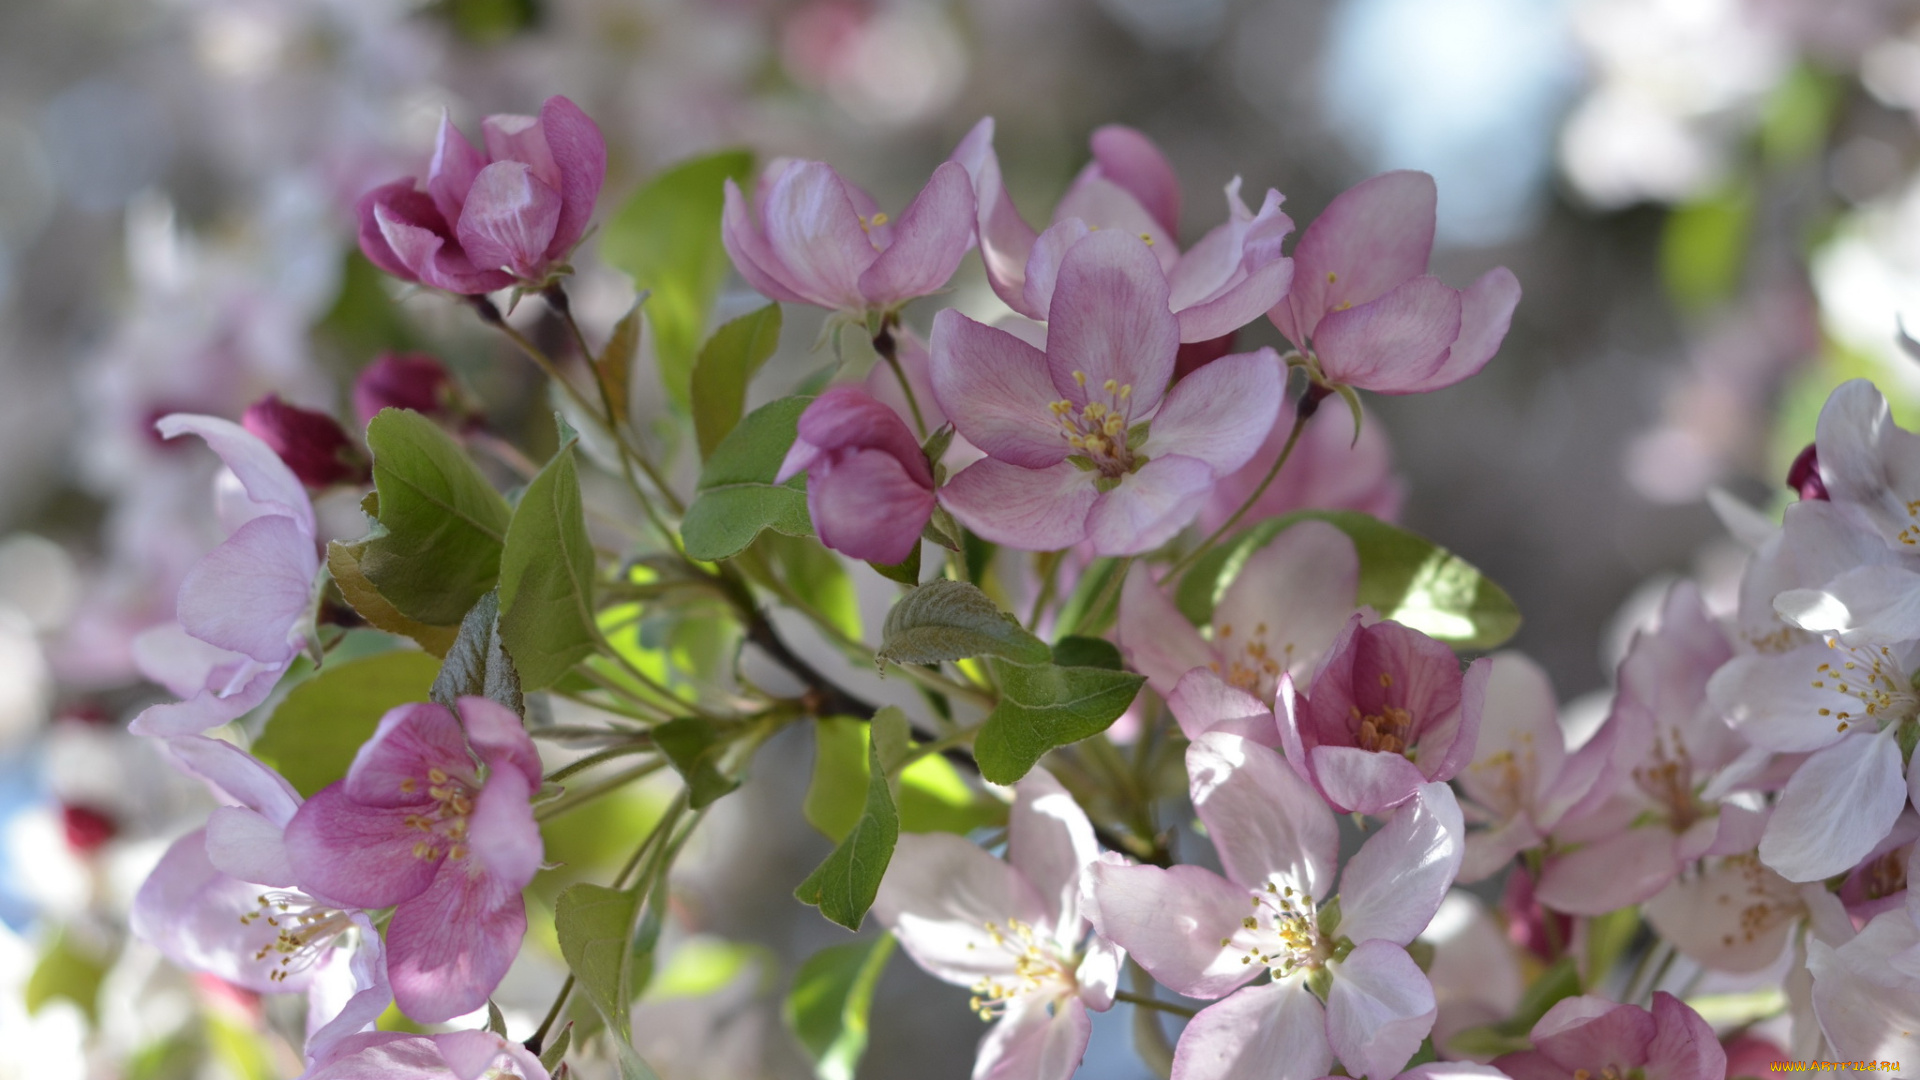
(354, 353, 469, 429)
(241, 396, 369, 488)
(1786, 443, 1828, 502)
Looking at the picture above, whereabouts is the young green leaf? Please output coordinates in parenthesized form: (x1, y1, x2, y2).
(537, 1022, 573, 1073)
(651, 717, 740, 809)
(805, 718, 1006, 842)
(692, 304, 783, 458)
(680, 396, 815, 560)
(326, 542, 458, 657)
(429, 590, 523, 716)
(794, 729, 898, 930)
(555, 883, 644, 1041)
(876, 579, 1051, 668)
(1175, 510, 1521, 651)
(497, 443, 601, 690)
(784, 936, 895, 1080)
(254, 650, 443, 797)
(973, 659, 1145, 785)
(355, 408, 512, 625)
(599, 150, 756, 411)
(1050, 635, 1124, 671)
(596, 298, 644, 425)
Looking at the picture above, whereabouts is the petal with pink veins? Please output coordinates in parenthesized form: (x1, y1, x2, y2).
(1052, 176, 1177, 272)
(1086, 861, 1257, 1000)
(206, 806, 298, 887)
(384, 865, 527, 1024)
(1168, 669, 1279, 746)
(1421, 267, 1520, 391)
(974, 997, 1092, 1080)
(1306, 745, 1431, 816)
(1326, 940, 1437, 1080)
(1043, 231, 1179, 411)
(760, 162, 877, 312)
(344, 703, 475, 808)
(132, 830, 328, 993)
(1188, 733, 1338, 897)
(1534, 827, 1677, 915)
(940, 459, 1096, 552)
(1211, 521, 1359, 685)
(175, 514, 318, 664)
(536, 95, 606, 258)
(1008, 768, 1099, 944)
(156, 414, 315, 533)
(1457, 652, 1564, 820)
(1020, 218, 1093, 319)
(456, 161, 563, 280)
(426, 111, 485, 226)
(1808, 907, 1920, 1065)
(1145, 348, 1284, 475)
(721, 179, 812, 304)
(950, 118, 1040, 315)
(1276, 171, 1436, 346)
(809, 450, 935, 565)
(857, 161, 974, 308)
(466, 767, 541, 903)
(285, 785, 445, 909)
(1312, 276, 1463, 394)
(457, 696, 541, 788)
(872, 832, 1050, 988)
(929, 310, 1070, 469)
(1116, 565, 1214, 696)
(1085, 454, 1214, 556)
(1336, 782, 1462, 945)
(1087, 125, 1183, 237)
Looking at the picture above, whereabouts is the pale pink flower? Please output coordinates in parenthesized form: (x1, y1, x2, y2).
(1806, 845, 1920, 1067)
(1491, 993, 1725, 1080)
(303, 1030, 549, 1080)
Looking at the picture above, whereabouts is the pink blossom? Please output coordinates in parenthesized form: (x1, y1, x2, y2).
(242, 396, 368, 489)
(1088, 734, 1462, 1080)
(1278, 615, 1489, 815)
(872, 769, 1122, 1080)
(357, 97, 605, 294)
(354, 354, 467, 430)
(775, 386, 935, 565)
(1268, 171, 1520, 395)
(1806, 845, 1920, 1067)
(1196, 391, 1405, 534)
(928, 231, 1282, 556)
(129, 415, 320, 737)
(303, 1030, 549, 1080)
(283, 698, 543, 1023)
(1492, 993, 1725, 1080)
(1117, 521, 1358, 743)
(951, 118, 1295, 343)
(721, 157, 974, 317)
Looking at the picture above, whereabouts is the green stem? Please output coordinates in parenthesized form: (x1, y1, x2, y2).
(1027, 551, 1064, 629)
(524, 974, 573, 1056)
(535, 758, 669, 821)
(543, 743, 654, 784)
(1113, 989, 1196, 1019)
(1167, 404, 1314, 580)
(875, 327, 928, 439)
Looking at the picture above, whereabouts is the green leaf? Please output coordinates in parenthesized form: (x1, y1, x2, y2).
(785, 936, 895, 1080)
(254, 651, 443, 798)
(498, 443, 601, 690)
(429, 590, 523, 716)
(599, 150, 757, 411)
(807, 718, 1006, 841)
(1052, 557, 1124, 638)
(652, 717, 740, 809)
(1661, 183, 1753, 313)
(555, 883, 643, 1041)
(876, 579, 1050, 668)
(597, 298, 643, 426)
(1175, 510, 1520, 652)
(318, 251, 418, 357)
(680, 396, 814, 561)
(356, 408, 512, 626)
(1051, 635, 1123, 671)
(867, 541, 921, 586)
(1583, 907, 1640, 991)
(973, 659, 1145, 785)
(26, 928, 110, 1022)
(327, 542, 458, 657)
(794, 729, 898, 930)
(759, 533, 860, 641)
(692, 305, 783, 459)
(538, 1022, 573, 1074)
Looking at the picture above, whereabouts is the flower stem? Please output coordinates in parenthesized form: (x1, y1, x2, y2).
(873, 322, 928, 439)
(1166, 398, 1318, 580)
(1114, 989, 1196, 1019)
(543, 742, 653, 784)
(535, 758, 669, 821)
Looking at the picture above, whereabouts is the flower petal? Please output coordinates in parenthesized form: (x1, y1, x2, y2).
(1189, 732, 1338, 897)
(950, 117, 1040, 315)
(1457, 652, 1564, 821)
(1534, 827, 1678, 916)
(1052, 176, 1177, 271)
(1171, 977, 1332, 1080)
(1168, 669, 1280, 746)
(1815, 378, 1920, 550)
(1312, 276, 1463, 394)
(1808, 907, 1920, 1065)
(161, 733, 302, 823)
(344, 703, 473, 808)
(721, 178, 811, 304)
(1044, 230, 1179, 414)
(1760, 729, 1907, 882)
(155, 414, 314, 534)
(1276, 170, 1436, 346)
(809, 450, 935, 565)
(1087, 124, 1182, 237)
(537, 95, 606, 258)
(1213, 520, 1359, 686)
(1707, 647, 1855, 754)
(1307, 745, 1431, 816)
(426, 111, 485, 226)
(206, 806, 297, 886)
(467, 767, 541, 903)
(1085, 454, 1214, 556)
(975, 997, 1092, 1080)
(1020, 218, 1093, 319)
(385, 866, 526, 1024)
(1086, 860, 1257, 1000)
(1528, 995, 1655, 1074)
(285, 784, 444, 909)
(940, 459, 1095, 552)
(1116, 563, 1214, 697)
(872, 832, 1049, 987)
(928, 309, 1070, 469)
(1776, 563, 1920, 645)
(1008, 768, 1100, 944)
(1146, 348, 1284, 475)
(456, 161, 563, 280)
(176, 514, 318, 664)
(1422, 267, 1519, 390)
(457, 696, 541, 789)
(1336, 782, 1462, 945)
(1326, 940, 1437, 1080)
(858, 161, 974, 307)
(761, 161, 878, 312)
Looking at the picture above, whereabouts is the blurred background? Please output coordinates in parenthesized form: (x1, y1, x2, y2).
(2, 0, 1918, 1076)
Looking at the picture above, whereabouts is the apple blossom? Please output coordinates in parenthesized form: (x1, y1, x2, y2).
(283, 697, 543, 1023)
(1491, 993, 1725, 1080)
(775, 385, 936, 565)
(302, 1030, 549, 1080)
(358, 97, 606, 293)
(1806, 846, 1920, 1066)
(929, 231, 1281, 555)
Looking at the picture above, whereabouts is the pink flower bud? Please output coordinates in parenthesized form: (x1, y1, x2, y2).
(775, 386, 935, 565)
(1787, 441, 1829, 501)
(241, 396, 369, 488)
(354, 352, 466, 428)
(61, 803, 117, 854)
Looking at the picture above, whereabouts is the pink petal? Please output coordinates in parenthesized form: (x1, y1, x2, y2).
(155, 414, 315, 533)
(206, 806, 297, 886)
(1044, 230, 1179, 413)
(1087, 125, 1182, 237)
(873, 832, 1049, 987)
(721, 178, 811, 304)
(810, 450, 935, 564)
(433, 1031, 540, 1080)
(1085, 860, 1257, 1000)
(1052, 176, 1177, 271)
(1534, 827, 1677, 915)
(1276, 171, 1436, 346)
(285, 784, 444, 909)
(132, 829, 325, 993)
(536, 95, 606, 257)
(761, 161, 879, 312)
(1326, 940, 1436, 1080)
(1761, 729, 1907, 882)
(426, 111, 485, 227)
(1171, 978, 1332, 1080)
(1146, 348, 1284, 475)
(1167, 669, 1280, 746)
(480, 112, 559, 188)
(1177, 257, 1296, 343)
(176, 514, 318, 664)
(1423, 657, 1490, 784)
(344, 703, 474, 809)
(1086, 454, 1214, 556)
(1116, 564, 1214, 697)
(1213, 520, 1360, 686)
(355, 180, 440, 285)
(1170, 184, 1296, 342)
(467, 767, 541, 902)
(1529, 996, 1655, 1075)
(128, 665, 281, 737)
(1457, 652, 1565, 820)
(1814, 379, 1920, 549)
(950, 117, 1039, 315)
(1335, 782, 1462, 945)
(455, 161, 563, 280)
(1307, 745, 1430, 816)
(928, 309, 1070, 469)
(1020, 218, 1093, 319)
(1008, 768, 1100, 944)
(373, 201, 513, 295)
(1312, 276, 1463, 394)
(1423, 266, 1520, 391)
(306, 915, 392, 1064)
(457, 696, 541, 788)
(940, 459, 1095, 552)
(134, 624, 239, 700)
(976, 997, 1092, 1080)
(160, 733, 302, 824)
(1189, 732, 1338, 897)
(1807, 909, 1920, 1064)
(385, 865, 526, 1023)
(792, 385, 932, 487)
(858, 161, 974, 307)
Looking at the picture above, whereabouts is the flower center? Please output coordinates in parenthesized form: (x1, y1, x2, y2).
(1809, 639, 1919, 735)
(1208, 621, 1288, 699)
(1051, 371, 1141, 479)
(1864, 845, 1909, 900)
(238, 891, 356, 982)
(1221, 883, 1331, 978)
(966, 919, 1077, 1021)
(399, 767, 476, 862)
(1631, 733, 1701, 831)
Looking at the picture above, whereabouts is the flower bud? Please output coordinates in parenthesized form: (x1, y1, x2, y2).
(1787, 441, 1829, 501)
(241, 396, 369, 488)
(775, 386, 935, 565)
(354, 352, 466, 428)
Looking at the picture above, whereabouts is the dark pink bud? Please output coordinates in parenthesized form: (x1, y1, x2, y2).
(62, 803, 117, 854)
(1787, 442, 1828, 501)
(354, 352, 465, 428)
(1501, 864, 1571, 963)
(1172, 331, 1237, 382)
(775, 386, 935, 565)
(241, 396, 370, 488)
